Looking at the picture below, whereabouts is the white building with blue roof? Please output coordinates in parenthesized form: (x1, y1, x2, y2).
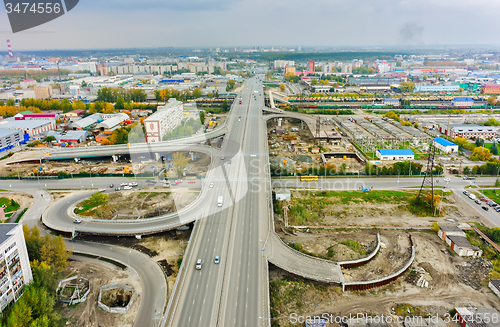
(451, 97, 474, 106)
(433, 137, 459, 153)
(376, 149, 414, 161)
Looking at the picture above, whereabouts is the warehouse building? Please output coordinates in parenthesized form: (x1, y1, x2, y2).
(438, 226, 482, 257)
(0, 129, 26, 153)
(433, 137, 459, 153)
(95, 113, 129, 131)
(46, 130, 90, 143)
(0, 119, 56, 138)
(144, 98, 183, 143)
(70, 114, 102, 130)
(451, 97, 474, 106)
(414, 85, 460, 92)
(0, 224, 33, 313)
(376, 149, 414, 161)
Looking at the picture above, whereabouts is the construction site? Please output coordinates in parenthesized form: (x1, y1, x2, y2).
(267, 118, 364, 174)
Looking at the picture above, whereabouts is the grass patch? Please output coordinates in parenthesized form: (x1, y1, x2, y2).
(0, 198, 20, 212)
(15, 208, 27, 223)
(338, 240, 367, 255)
(311, 190, 412, 204)
(482, 189, 500, 203)
(74, 192, 108, 214)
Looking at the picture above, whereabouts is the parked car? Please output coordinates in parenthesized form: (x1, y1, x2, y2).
(175, 180, 182, 184)
(188, 180, 196, 184)
(482, 206, 489, 211)
(480, 198, 489, 202)
(98, 189, 106, 193)
(495, 207, 500, 212)
(463, 190, 469, 195)
(73, 219, 82, 224)
(475, 199, 481, 204)
(120, 182, 129, 186)
(123, 186, 132, 190)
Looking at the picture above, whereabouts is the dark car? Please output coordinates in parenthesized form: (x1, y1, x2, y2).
(109, 184, 114, 188)
(475, 199, 481, 204)
(496, 207, 500, 212)
(482, 206, 489, 211)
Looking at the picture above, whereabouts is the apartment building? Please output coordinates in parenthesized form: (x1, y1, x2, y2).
(144, 98, 184, 143)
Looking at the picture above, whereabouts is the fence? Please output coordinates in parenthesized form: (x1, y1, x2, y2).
(342, 235, 415, 291)
(338, 233, 380, 269)
(56, 275, 91, 305)
(98, 283, 135, 314)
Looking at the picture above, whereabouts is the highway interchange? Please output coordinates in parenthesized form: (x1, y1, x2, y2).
(6, 76, 500, 327)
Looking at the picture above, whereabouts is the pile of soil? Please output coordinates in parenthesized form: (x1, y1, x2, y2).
(101, 287, 133, 308)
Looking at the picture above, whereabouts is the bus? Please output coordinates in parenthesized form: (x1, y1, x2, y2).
(300, 175, 319, 181)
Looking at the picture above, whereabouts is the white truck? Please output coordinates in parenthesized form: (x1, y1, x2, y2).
(217, 196, 223, 207)
(469, 193, 477, 200)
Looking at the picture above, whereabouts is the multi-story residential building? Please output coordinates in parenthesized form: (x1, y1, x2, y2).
(307, 60, 315, 73)
(33, 86, 53, 99)
(144, 98, 184, 143)
(341, 63, 352, 74)
(284, 66, 296, 75)
(0, 224, 32, 313)
(274, 60, 295, 69)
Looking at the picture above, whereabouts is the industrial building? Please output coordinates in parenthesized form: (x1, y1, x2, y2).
(433, 137, 459, 153)
(70, 114, 102, 130)
(14, 112, 60, 120)
(438, 226, 482, 257)
(456, 307, 500, 327)
(447, 124, 496, 139)
(489, 279, 500, 298)
(481, 84, 500, 94)
(95, 113, 129, 131)
(414, 85, 460, 92)
(0, 119, 56, 138)
(451, 97, 474, 106)
(0, 128, 26, 153)
(144, 98, 184, 143)
(376, 149, 414, 161)
(46, 130, 90, 143)
(0, 224, 33, 313)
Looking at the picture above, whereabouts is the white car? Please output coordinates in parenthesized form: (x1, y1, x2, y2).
(443, 178, 450, 182)
(73, 219, 81, 224)
(210, 183, 214, 188)
(123, 185, 133, 190)
(129, 182, 138, 187)
(98, 189, 106, 193)
(120, 182, 129, 186)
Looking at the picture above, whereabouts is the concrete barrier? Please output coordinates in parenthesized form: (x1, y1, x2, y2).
(98, 283, 135, 314)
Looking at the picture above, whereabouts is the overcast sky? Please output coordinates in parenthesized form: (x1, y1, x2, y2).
(1, 0, 499, 51)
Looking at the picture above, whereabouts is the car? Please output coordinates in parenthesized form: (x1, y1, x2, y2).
(463, 190, 469, 195)
(123, 185, 132, 190)
(146, 179, 153, 183)
(480, 198, 489, 202)
(147, 181, 157, 184)
(188, 180, 196, 184)
(463, 176, 468, 180)
(120, 182, 129, 186)
(115, 187, 121, 191)
(214, 256, 220, 264)
(109, 184, 114, 188)
(443, 178, 450, 182)
(129, 182, 138, 187)
(475, 199, 481, 204)
(496, 207, 500, 212)
(221, 156, 225, 160)
(98, 189, 106, 193)
(228, 159, 232, 164)
(73, 219, 81, 224)
(482, 206, 489, 211)
(175, 180, 182, 184)
(491, 202, 498, 207)
(209, 183, 214, 188)
(195, 259, 202, 270)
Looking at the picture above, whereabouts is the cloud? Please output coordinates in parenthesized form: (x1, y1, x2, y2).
(398, 22, 424, 44)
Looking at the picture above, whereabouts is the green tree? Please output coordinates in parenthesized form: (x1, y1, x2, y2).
(115, 97, 125, 110)
(398, 82, 416, 93)
(221, 99, 228, 112)
(172, 152, 190, 178)
(23, 225, 71, 270)
(487, 96, 497, 106)
(495, 178, 500, 187)
(6, 99, 15, 106)
(492, 143, 499, 155)
(43, 136, 56, 143)
(192, 88, 202, 98)
(199, 111, 205, 126)
(483, 118, 500, 126)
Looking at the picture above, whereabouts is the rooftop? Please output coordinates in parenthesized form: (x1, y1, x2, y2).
(439, 225, 464, 233)
(0, 128, 21, 139)
(0, 224, 18, 245)
(433, 137, 457, 147)
(377, 149, 414, 156)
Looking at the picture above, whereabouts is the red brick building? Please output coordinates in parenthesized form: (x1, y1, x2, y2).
(481, 84, 500, 94)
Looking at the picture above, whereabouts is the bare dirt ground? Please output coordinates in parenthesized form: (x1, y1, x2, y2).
(0, 191, 32, 211)
(75, 189, 199, 220)
(277, 189, 477, 228)
(270, 231, 500, 327)
(76, 229, 190, 300)
(58, 259, 142, 327)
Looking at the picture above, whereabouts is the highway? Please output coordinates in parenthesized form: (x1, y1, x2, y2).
(168, 77, 269, 326)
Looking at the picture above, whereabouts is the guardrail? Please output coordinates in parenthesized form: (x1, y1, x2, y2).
(338, 233, 380, 269)
(161, 214, 204, 327)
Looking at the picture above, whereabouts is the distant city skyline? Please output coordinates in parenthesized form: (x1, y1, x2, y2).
(1, 0, 500, 51)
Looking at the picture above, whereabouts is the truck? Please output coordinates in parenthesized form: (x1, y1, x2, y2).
(217, 196, 223, 207)
(469, 193, 477, 200)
